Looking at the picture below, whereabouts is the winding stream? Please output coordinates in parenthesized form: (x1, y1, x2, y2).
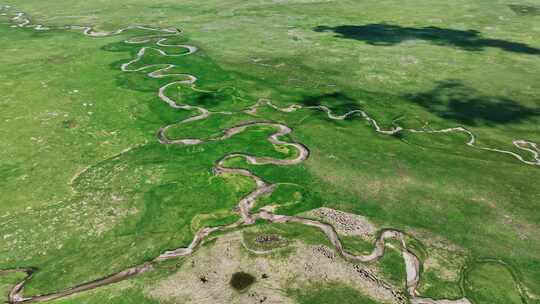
(0, 5, 535, 303)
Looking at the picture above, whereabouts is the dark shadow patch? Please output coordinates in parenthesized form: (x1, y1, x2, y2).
(508, 4, 540, 16)
(314, 24, 540, 55)
(297, 92, 359, 118)
(186, 90, 234, 107)
(230, 271, 256, 291)
(404, 80, 538, 126)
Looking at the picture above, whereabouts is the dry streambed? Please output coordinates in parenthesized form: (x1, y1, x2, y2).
(0, 5, 535, 303)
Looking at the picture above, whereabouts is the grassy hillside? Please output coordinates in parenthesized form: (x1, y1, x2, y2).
(0, 1, 539, 303)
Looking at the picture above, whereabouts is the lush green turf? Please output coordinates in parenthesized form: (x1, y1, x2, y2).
(339, 235, 375, 256)
(1, 0, 539, 303)
(51, 270, 166, 304)
(376, 242, 407, 290)
(288, 283, 381, 304)
(54, 289, 159, 304)
(464, 261, 524, 304)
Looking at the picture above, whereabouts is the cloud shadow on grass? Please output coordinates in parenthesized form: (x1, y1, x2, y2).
(404, 80, 538, 126)
(297, 92, 360, 119)
(314, 24, 540, 55)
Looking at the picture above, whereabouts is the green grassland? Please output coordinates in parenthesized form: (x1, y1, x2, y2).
(1, 0, 539, 303)
(464, 260, 525, 304)
(288, 283, 380, 304)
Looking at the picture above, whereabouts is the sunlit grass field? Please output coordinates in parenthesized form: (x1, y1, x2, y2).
(1, 0, 539, 303)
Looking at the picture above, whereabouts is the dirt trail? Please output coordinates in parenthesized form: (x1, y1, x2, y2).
(1, 5, 534, 303)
